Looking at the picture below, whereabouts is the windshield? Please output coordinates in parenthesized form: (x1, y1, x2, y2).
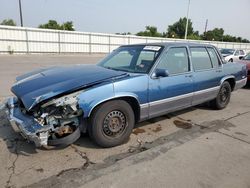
(98, 45, 163, 73)
(243, 53, 250, 60)
(220, 48, 234, 55)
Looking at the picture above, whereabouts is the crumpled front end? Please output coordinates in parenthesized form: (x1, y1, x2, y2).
(5, 93, 83, 147)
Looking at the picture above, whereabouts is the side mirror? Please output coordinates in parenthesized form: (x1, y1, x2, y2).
(152, 68, 169, 78)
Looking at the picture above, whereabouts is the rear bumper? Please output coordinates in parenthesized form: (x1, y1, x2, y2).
(235, 78, 247, 90)
(5, 97, 49, 147)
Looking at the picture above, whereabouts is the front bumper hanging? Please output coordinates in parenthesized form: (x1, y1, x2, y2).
(5, 97, 50, 147)
(5, 97, 81, 147)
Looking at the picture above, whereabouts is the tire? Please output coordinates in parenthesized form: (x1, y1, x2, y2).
(89, 100, 135, 147)
(229, 58, 233, 62)
(211, 81, 231, 110)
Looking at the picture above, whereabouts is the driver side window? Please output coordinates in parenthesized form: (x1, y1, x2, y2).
(157, 47, 189, 75)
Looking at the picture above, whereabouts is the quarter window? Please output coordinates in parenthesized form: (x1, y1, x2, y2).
(190, 47, 213, 71)
(207, 47, 220, 67)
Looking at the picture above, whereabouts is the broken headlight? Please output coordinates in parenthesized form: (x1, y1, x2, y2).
(35, 91, 83, 139)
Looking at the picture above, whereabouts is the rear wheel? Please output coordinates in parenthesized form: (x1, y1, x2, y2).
(211, 81, 231, 109)
(89, 100, 135, 147)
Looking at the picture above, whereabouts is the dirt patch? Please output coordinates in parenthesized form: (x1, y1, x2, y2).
(36, 168, 44, 173)
(174, 120, 193, 129)
(132, 128, 146, 135)
(152, 124, 162, 133)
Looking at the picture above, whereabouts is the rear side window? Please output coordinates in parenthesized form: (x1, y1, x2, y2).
(157, 47, 189, 75)
(190, 47, 213, 71)
(207, 47, 220, 67)
(239, 50, 245, 55)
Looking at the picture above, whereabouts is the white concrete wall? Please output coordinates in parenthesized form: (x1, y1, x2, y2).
(0, 25, 250, 54)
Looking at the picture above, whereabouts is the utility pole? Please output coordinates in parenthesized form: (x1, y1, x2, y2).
(204, 19, 208, 39)
(19, 0, 23, 27)
(204, 19, 208, 33)
(184, 0, 191, 40)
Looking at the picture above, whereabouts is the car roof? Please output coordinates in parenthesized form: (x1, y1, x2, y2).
(121, 42, 216, 48)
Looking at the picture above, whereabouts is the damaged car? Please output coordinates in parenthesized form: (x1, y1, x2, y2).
(4, 43, 248, 148)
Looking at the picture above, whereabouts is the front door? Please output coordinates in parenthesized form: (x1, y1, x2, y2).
(148, 47, 194, 118)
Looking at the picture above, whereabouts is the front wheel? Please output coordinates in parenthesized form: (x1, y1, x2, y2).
(89, 100, 135, 147)
(211, 81, 231, 110)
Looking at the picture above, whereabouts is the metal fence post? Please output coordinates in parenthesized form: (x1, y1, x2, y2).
(25, 28, 29, 54)
(89, 33, 92, 54)
(108, 35, 111, 53)
(58, 31, 61, 54)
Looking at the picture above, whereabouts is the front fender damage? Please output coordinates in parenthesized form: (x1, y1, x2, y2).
(5, 92, 83, 147)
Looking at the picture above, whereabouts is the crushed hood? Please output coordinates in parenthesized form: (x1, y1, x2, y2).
(11, 65, 127, 110)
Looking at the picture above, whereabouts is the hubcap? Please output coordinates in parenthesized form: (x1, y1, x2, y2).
(220, 86, 229, 103)
(103, 110, 127, 137)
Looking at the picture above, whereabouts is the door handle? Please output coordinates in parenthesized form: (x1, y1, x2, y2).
(216, 69, 222, 73)
(185, 75, 193, 78)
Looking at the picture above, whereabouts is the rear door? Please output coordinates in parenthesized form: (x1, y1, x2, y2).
(190, 46, 223, 105)
(148, 46, 194, 118)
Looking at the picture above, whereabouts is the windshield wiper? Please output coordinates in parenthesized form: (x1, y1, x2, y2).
(104, 66, 131, 72)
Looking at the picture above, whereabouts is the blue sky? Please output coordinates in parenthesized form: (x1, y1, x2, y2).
(0, 0, 250, 40)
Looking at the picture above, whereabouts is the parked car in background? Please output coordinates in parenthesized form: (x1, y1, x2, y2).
(240, 53, 250, 82)
(5, 43, 247, 148)
(220, 48, 246, 62)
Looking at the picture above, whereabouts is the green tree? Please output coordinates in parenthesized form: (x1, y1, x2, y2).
(61, 21, 75, 31)
(203, 28, 224, 41)
(241, 39, 250, 43)
(39, 20, 61, 30)
(0, 19, 16, 26)
(38, 20, 75, 31)
(166, 17, 194, 39)
(137, 26, 162, 37)
(222, 34, 249, 43)
(188, 31, 201, 40)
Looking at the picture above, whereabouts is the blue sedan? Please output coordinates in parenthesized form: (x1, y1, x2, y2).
(5, 43, 247, 148)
